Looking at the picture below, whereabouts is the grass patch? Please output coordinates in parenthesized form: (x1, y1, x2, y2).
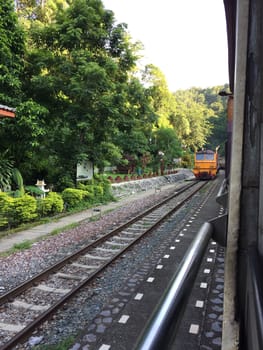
(0, 223, 82, 257)
(49, 223, 80, 236)
(0, 198, 113, 239)
(35, 336, 75, 350)
(89, 215, 101, 222)
(12, 240, 32, 251)
(0, 194, 118, 257)
(0, 218, 52, 239)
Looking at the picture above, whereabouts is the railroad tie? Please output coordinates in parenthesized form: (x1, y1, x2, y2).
(11, 300, 51, 312)
(105, 241, 127, 247)
(34, 284, 71, 295)
(84, 253, 110, 260)
(114, 236, 134, 241)
(95, 247, 118, 253)
(71, 262, 100, 269)
(55, 272, 86, 280)
(0, 322, 25, 332)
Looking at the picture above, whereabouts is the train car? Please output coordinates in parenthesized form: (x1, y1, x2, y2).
(193, 149, 218, 180)
(135, 2, 263, 350)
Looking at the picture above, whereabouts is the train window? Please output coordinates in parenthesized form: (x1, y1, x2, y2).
(205, 154, 214, 160)
(196, 154, 205, 160)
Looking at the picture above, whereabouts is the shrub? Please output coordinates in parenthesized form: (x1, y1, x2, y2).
(25, 185, 45, 197)
(0, 192, 13, 228)
(76, 182, 94, 194)
(55, 174, 75, 192)
(93, 175, 112, 197)
(77, 181, 108, 203)
(93, 185, 104, 198)
(37, 192, 64, 216)
(10, 195, 37, 226)
(81, 190, 94, 203)
(61, 188, 86, 208)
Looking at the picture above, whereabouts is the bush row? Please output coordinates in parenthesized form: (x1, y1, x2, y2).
(0, 176, 113, 230)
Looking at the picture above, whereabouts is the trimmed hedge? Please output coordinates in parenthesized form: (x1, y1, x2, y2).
(77, 175, 112, 201)
(0, 192, 12, 228)
(7, 194, 37, 227)
(37, 192, 64, 216)
(13, 195, 38, 224)
(0, 175, 113, 230)
(61, 188, 93, 208)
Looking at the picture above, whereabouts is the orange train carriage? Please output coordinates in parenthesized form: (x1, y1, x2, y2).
(193, 149, 219, 180)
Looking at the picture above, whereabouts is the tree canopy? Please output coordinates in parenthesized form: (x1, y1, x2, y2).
(0, 0, 228, 190)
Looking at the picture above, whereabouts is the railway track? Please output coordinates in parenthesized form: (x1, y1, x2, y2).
(0, 180, 207, 349)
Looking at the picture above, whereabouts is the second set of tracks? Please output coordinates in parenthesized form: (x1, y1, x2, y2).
(0, 180, 208, 349)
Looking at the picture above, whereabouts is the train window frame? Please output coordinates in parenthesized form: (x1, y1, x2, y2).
(205, 154, 214, 160)
(196, 154, 205, 160)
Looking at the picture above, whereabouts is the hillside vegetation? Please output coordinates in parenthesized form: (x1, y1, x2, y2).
(1, 0, 228, 193)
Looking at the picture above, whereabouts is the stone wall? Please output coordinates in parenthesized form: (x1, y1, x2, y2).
(111, 169, 195, 198)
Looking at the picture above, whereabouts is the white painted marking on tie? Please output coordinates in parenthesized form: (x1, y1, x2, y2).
(156, 265, 163, 269)
(207, 258, 213, 262)
(119, 315, 130, 324)
(99, 345, 111, 350)
(147, 277, 155, 282)
(170, 246, 175, 250)
(189, 324, 199, 334)
(200, 282, 208, 288)
(204, 269, 211, 274)
(134, 293, 143, 300)
(163, 255, 170, 259)
(195, 300, 204, 308)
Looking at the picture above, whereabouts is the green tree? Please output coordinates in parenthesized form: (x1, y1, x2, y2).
(0, 0, 50, 186)
(0, 100, 49, 183)
(142, 64, 177, 128)
(202, 85, 228, 154)
(171, 88, 215, 151)
(0, 0, 25, 187)
(150, 127, 182, 173)
(21, 0, 141, 186)
(15, 0, 70, 25)
(112, 76, 158, 172)
(0, 0, 25, 105)
(0, 151, 14, 190)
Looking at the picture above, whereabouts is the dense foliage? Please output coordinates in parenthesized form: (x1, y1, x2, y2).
(0, 0, 228, 193)
(0, 175, 113, 230)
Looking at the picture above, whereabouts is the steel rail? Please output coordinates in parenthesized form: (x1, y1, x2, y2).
(0, 181, 197, 305)
(134, 221, 213, 350)
(0, 181, 207, 350)
(245, 248, 263, 350)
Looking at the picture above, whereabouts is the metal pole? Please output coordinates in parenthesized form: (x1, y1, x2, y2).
(134, 222, 213, 350)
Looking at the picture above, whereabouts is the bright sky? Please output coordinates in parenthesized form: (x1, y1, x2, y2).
(102, 0, 229, 92)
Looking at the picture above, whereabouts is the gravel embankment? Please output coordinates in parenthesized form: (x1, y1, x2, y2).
(19, 182, 204, 349)
(0, 185, 182, 295)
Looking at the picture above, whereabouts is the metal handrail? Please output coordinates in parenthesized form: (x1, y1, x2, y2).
(134, 222, 213, 350)
(244, 248, 263, 349)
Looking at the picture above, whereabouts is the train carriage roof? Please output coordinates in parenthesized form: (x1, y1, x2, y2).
(196, 150, 215, 154)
